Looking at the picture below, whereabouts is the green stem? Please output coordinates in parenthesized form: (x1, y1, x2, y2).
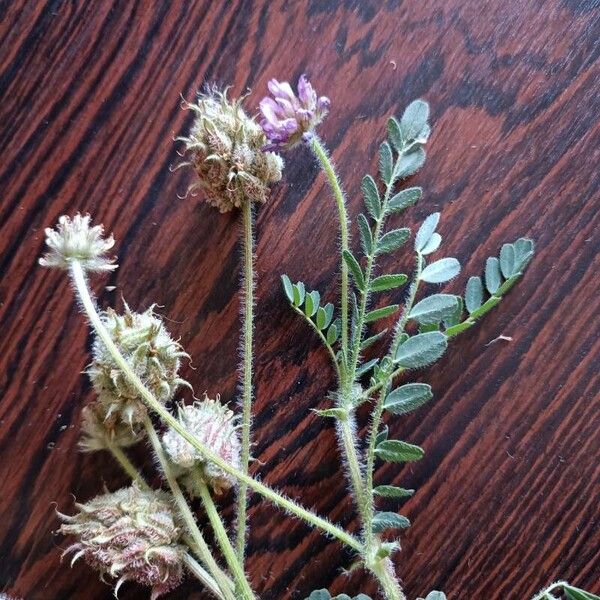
(370, 559, 407, 600)
(337, 414, 367, 510)
(106, 442, 149, 488)
(310, 136, 350, 367)
(183, 554, 227, 600)
(196, 474, 256, 600)
(69, 261, 361, 553)
(144, 416, 236, 600)
(236, 199, 254, 564)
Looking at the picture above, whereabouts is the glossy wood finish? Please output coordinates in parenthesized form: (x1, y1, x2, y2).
(0, 1, 598, 599)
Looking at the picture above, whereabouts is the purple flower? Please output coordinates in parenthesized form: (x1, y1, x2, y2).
(259, 74, 330, 150)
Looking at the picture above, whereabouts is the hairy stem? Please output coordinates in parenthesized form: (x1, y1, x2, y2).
(236, 199, 254, 564)
(183, 554, 227, 600)
(106, 442, 148, 488)
(310, 136, 350, 367)
(196, 474, 256, 600)
(69, 260, 361, 552)
(370, 559, 407, 600)
(144, 416, 236, 600)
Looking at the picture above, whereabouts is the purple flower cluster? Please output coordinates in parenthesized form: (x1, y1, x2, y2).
(259, 74, 330, 150)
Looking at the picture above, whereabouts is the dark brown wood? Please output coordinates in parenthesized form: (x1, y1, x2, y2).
(0, 1, 598, 599)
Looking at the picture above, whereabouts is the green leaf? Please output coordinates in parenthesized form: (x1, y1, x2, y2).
(343, 250, 365, 291)
(415, 212, 440, 252)
(565, 587, 600, 600)
(421, 232, 442, 255)
(362, 175, 381, 219)
(409, 294, 459, 325)
(387, 116, 404, 149)
(306, 591, 331, 600)
(305, 290, 320, 317)
(292, 282, 305, 306)
(375, 439, 424, 462)
(316, 306, 327, 329)
(378, 228, 410, 254)
(361, 329, 388, 350)
(465, 276, 484, 314)
(327, 321, 339, 345)
(356, 358, 379, 378)
(384, 383, 433, 415)
(370, 273, 408, 292)
(375, 425, 389, 446)
(365, 304, 399, 323)
(281, 274, 294, 302)
(372, 511, 411, 533)
(394, 331, 448, 368)
(313, 407, 347, 420)
(420, 257, 461, 284)
(400, 99, 430, 141)
(373, 485, 415, 498)
(424, 593, 447, 600)
(388, 187, 422, 213)
(395, 147, 426, 179)
(513, 237, 535, 271)
(358, 214, 373, 255)
(499, 243, 516, 278)
(379, 141, 394, 184)
(485, 256, 502, 294)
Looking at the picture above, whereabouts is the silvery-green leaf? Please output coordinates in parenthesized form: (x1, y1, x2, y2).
(564, 586, 600, 600)
(373, 485, 415, 498)
(444, 295, 463, 327)
(387, 116, 403, 150)
(375, 425, 389, 445)
(358, 214, 373, 255)
(420, 257, 461, 283)
(409, 294, 459, 325)
(425, 592, 447, 600)
(362, 175, 381, 219)
(400, 99, 429, 141)
(306, 591, 331, 600)
(356, 358, 379, 378)
(421, 232, 442, 255)
(384, 383, 433, 415)
(281, 274, 294, 302)
(313, 407, 346, 419)
(361, 329, 388, 350)
(513, 237, 535, 272)
(465, 276, 484, 314)
(327, 321, 339, 345)
(343, 250, 365, 292)
(323, 303, 334, 328)
(394, 331, 448, 368)
(365, 304, 399, 322)
(395, 147, 426, 179)
(500, 243, 516, 278)
(372, 511, 411, 533)
(388, 187, 422, 213)
(379, 141, 394, 184)
(485, 256, 502, 294)
(375, 439, 424, 462)
(415, 213, 440, 252)
(293, 282, 305, 306)
(316, 306, 327, 329)
(370, 273, 408, 292)
(378, 228, 410, 254)
(305, 290, 320, 317)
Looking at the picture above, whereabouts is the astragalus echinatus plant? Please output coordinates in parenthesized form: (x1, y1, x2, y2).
(34, 73, 596, 600)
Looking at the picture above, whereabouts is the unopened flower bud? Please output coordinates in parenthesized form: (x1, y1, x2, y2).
(162, 396, 241, 494)
(39, 213, 117, 272)
(59, 485, 185, 599)
(87, 305, 189, 432)
(178, 89, 283, 212)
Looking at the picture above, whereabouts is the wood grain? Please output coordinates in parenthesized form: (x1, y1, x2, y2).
(0, 1, 598, 599)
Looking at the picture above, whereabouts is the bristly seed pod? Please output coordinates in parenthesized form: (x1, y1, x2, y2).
(176, 88, 283, 213)
(79, 402, 144, 452)
(162, 395, 241, 494)
(58, 484, 185, 599)
(87, 304, 190, 435)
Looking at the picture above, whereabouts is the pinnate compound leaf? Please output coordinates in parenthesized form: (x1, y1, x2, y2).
(420, 257, 461, 284)
(409, 294, 459, 325)
(362, 175, 381, 219)
(378, 228, 410, 254)
(388, 187, 422, 213)
(384, 383, 433, 415)
(375, 439, 424, 462)
(394, 331, 448, 368)
(379, 141, 394, 184)
(370, 273, 408, 292)
(373, 485, 415, 498)
(343, 250, 365, 291)
(465, 276, 484, 314)
(372, 511, 411, 533)
(415, 213, 440, 252)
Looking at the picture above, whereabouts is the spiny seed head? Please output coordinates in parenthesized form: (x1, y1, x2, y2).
(79, 402, 144, 452)
(39, 213, 117, 272)
(87, 304, 189, 432)
(162, 396, 241, 494)
(179, 88, 283, 212)
(58, 485, 185, 599)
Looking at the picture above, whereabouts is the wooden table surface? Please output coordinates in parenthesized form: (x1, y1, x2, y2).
(1, 2, 598, 599)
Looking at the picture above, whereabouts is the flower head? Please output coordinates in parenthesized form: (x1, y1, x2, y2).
(39, 213, 117, 272)
(179, 89, 283, 212)
(59, 485, 185, 599)
(162, 396, 241, 494)
(79, 402, 144, 452)
(87, 305, 189, 434)
(259, 74, 330, 150)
